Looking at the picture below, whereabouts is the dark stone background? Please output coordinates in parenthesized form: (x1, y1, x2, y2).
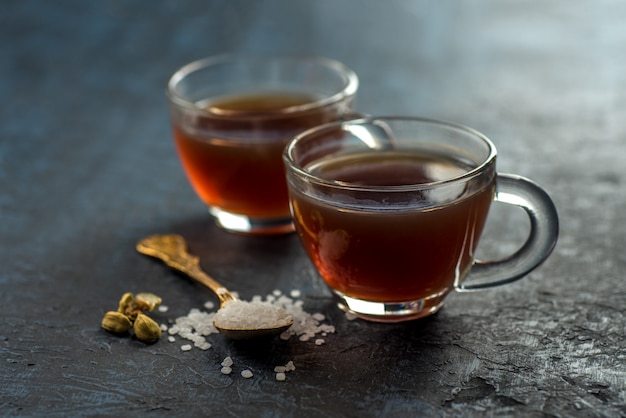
(1, 1, 624, 416)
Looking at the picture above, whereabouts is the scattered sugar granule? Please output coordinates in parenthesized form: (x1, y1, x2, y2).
(289, 289, 301, 298)
(167, 336, 176, 343)
(221, 356, 234, 367)
(203, 301, 215, 310)
(220, 366, 232, 375)
(272, 289, 282, 297)
(312, 313, 325, 321)
(315, 339, 325, 346)
(345, 311, 358, 321)
(166, 308, 219, 352)
(273, 360, 296, 382)
(275, 297, 335, 342)
(195, 341, 211, 350)
(241, 369, 254, 379)
(160, 323, 168, 332)
(273, 361, 295, 381)
(158, 305, 169, 313)
(180, 344, 192, 351)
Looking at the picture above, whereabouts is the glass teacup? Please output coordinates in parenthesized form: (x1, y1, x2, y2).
(284, 117, 559, 322)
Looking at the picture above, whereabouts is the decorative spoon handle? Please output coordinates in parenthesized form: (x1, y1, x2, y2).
(136, 234, 237, 306)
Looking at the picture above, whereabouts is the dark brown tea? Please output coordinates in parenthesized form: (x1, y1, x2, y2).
(289, 149, 495, 305)
(173, 91, 340, 220)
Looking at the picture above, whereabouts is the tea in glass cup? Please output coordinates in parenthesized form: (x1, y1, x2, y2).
(167, 54, 358, 235)
(284, 117, 559, 322)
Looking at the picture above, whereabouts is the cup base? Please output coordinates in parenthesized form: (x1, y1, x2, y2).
(333, 291, 445, 323)
(209, 207, 294, 235)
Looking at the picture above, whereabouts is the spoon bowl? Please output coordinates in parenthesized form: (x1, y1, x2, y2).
(136, 234, 293, 340)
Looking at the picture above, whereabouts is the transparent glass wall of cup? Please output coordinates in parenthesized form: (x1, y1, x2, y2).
(284, 117, 559, 322)
(167, 55, 358, 235)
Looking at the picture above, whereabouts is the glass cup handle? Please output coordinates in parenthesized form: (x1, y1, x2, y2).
(458, 173, 559, 291)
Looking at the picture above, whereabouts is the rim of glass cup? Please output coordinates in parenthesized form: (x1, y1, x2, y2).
(166, 53, 359, 118)
(283, 116, 498, 192)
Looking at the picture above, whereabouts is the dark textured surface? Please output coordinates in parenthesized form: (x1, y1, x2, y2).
(1, 1, 625, 417)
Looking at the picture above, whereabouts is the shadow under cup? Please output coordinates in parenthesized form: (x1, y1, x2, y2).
(167, 55, 358, 235)
(284, 117, 559, 322)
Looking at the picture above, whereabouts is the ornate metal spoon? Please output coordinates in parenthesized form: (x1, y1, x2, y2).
(136, 234, 293, 340)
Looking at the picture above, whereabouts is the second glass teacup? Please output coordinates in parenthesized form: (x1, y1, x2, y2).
(167, 54, 358, 235)
(284, 117, 559, 322)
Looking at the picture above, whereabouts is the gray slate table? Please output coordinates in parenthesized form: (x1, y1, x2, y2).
(1, 1, 624, 417)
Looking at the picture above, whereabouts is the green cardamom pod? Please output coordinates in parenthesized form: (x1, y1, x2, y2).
(101, 311, 132, 334)
(117, 292, 135, 314)
(133, 313, 161, 343)
(135, 292, 162, 312)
